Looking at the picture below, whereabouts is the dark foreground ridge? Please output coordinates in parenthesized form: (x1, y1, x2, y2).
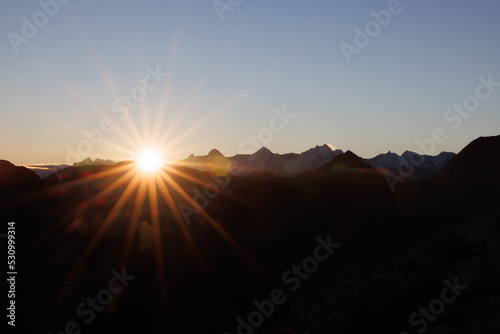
(0, 135, 498, 333)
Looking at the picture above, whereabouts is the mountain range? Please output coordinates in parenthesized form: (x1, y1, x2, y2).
(72, 157, 116, 166)
(24, 158, 116, 179)
(175, 144, 456, 179)
(0, 135, 498, 333)
(22, 146, 454, 180)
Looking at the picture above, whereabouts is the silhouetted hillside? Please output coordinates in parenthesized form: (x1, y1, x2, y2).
(433, 135, 500, 187)
(0, 136, 499, 333)
(315, 150, 375, 173)
(0, 160, 41, 191)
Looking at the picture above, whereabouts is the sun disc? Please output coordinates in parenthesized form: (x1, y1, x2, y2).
(136, 148, 164, 173)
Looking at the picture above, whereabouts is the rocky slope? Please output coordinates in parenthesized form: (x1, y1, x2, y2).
(264, 204, 500, 334)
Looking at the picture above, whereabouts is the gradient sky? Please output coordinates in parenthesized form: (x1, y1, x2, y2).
(1, 0, 499, 165)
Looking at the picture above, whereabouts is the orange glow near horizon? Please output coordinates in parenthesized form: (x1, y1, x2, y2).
(40, 93, 274, 332)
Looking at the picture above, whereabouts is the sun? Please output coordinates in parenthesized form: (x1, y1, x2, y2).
(136, 148, 164, 173)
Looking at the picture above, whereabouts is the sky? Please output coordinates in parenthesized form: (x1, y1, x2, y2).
(0, 0, 499, 165)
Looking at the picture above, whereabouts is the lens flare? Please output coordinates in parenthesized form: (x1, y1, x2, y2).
(136, 148, 164, 173)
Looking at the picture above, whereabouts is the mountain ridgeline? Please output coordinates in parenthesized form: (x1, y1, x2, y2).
(0, 135, 498, 333)
(174, 143, 456, 179)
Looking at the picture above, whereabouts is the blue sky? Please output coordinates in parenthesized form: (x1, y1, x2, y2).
(1, 0, 499, 165)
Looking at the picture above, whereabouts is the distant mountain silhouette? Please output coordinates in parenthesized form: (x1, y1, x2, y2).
(175, 148, 231, 174)
(22, 158, 117, 179)
(207, 148, 224, 157)
(364, 151, 456, 179)
(177, 145, 453, 178)
(0, 135, 498, 334)
(73, 157, 116, 166)
(178, 144, 344, 176)
(43, 163, 120, 184)
(23, 163, 69, 179)
(321, 150, 374, 172)
(22, 146, 455, 180)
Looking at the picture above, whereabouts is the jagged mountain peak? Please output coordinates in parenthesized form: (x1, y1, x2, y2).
(175, 142, 458, 178)
(308, 150, 373, 175)
(309, 143, 339, 152)
(302, 144, 342, 158)
(340, 150, 358, 158)
(315, 144, 333, 150)
(255, 146, 272, 154)
(73, 158, 116, 166)
(207, 149, 224, 157)
(334, 150, 372, 168)
(74, 157, 93, 165)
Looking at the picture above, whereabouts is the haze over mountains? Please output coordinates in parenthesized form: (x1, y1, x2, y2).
(72, 157, 116, 167)
(25, 158, 116, 179)
(175, 144, 456, 178)
(23, 145, 455, 180)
